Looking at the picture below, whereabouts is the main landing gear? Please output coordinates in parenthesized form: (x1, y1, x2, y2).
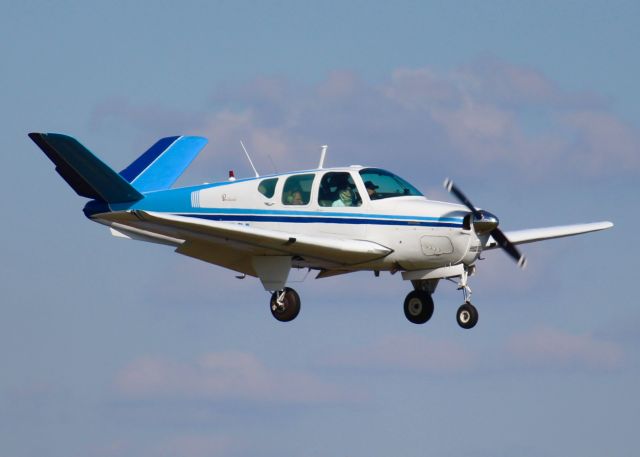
(270, 287, 301, 322)
(403, 290, 434, 324)
(402, 267, 479, 329)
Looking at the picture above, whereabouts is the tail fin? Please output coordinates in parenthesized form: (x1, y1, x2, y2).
(29, 133, 144, 203)
(119, 136, 208, 193)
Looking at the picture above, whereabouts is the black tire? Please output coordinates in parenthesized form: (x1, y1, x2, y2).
(456, 302, 478, 329)
(403, 290, 434, 324)
(270, 287, 301, 322)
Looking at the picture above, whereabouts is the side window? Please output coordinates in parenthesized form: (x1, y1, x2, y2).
(282, 174, 315, 206)
(258, 178, 277, 198)
(318, 172, 362, 208)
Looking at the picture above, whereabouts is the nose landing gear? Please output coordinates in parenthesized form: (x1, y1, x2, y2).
(455, 267, 478, 329)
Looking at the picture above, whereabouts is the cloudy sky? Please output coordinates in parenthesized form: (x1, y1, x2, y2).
(1, 1, 638, 456)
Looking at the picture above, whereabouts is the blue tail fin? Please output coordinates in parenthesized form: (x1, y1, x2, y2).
(29, 133, 144, 203)
(119, 136, 208, 193)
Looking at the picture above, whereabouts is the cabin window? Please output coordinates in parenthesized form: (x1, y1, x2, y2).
(258, 178, 277, 198)
(359, 168, 423, 200)
(282, 174, 315, 205)
(318, 172, 362, 207)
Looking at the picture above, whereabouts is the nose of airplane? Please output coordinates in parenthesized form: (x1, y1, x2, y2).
(472, 210, 499, 234)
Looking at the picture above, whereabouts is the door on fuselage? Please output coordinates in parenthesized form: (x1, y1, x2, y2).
(316, 171, 365, 237)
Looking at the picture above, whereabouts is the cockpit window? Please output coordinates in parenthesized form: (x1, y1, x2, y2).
(282, 174, 314, 205)
(359, 168, 423, 200)
(318, 172, 362, 207)
(257, 178, 277, 198)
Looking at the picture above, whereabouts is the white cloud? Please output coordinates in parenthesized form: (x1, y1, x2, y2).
(115, 351, 354, 404)
(325, 327, 625, 376)
(90, 59, 640, 183)
(194, 61, 640, 179)
(560, 109, 640, 174)
(507, 326, 624, 371)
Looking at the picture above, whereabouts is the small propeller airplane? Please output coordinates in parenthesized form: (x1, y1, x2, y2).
(29, 132, 613, 329)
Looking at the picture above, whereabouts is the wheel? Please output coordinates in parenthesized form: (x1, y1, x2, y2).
(456, 302, 478, 329)
(403, 290, 434, 324)
(270, 287, 301, 322)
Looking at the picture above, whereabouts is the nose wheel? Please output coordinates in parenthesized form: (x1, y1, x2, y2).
(270, 287, 301, 322)
(456, 302, 478, 329)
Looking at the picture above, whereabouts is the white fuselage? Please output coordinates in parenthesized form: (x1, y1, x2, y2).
(103, 166, 481, 273)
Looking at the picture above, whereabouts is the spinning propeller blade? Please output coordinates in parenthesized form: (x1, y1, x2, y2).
(443, 178, 527, 269)
(443, 178, 482, 219)
(489, 227, 527, 268)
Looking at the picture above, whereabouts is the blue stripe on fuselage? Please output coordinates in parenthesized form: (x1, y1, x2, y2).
(181, 213, 463, 227)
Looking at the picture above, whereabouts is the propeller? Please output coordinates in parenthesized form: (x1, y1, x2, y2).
(444, 178, 527, 269)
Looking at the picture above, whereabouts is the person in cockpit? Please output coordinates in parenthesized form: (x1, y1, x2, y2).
(289, 189, 304, 205)
(365, 180, 379, 200)
(332, 186, 354, 207)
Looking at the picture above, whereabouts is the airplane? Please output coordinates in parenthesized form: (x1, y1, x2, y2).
(29, 132, 613, 329)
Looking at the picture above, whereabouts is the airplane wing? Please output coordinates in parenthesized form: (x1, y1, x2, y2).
(484, 221, 613, 249)
(98, 210, 393, 273)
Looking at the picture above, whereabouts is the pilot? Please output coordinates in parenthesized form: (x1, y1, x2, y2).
(332, 187, 354, 207)
(365, 180, 379, 200)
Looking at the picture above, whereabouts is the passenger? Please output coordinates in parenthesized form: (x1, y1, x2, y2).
(365, 180, 379, 200)
(332, 187, 354, 207)
(290, 190, 304, 205)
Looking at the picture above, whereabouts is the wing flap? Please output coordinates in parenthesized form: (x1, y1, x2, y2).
(485, 221, 613, 249)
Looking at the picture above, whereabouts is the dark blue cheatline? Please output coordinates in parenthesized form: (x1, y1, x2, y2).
(181, 213, 463, 228)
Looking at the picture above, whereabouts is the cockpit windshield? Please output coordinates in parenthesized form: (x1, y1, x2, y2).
(359, 168, 423, 200)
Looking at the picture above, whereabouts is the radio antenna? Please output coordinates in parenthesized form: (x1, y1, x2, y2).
(240, 140, 260, 177)
(318, 145, 328, 169)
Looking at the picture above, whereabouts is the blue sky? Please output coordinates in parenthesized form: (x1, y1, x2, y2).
(1, 1, 639, 456)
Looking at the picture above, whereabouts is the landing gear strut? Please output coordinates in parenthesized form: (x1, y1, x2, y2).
(455, 267, 478, 329)
(270, 287, 301, 322)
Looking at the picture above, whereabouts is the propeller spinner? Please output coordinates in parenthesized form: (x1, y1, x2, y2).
(444, 178, 527, 269)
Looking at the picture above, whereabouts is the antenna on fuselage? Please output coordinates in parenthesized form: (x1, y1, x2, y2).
(240, 140, 260, 177)
(318, 145, 328, 169)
